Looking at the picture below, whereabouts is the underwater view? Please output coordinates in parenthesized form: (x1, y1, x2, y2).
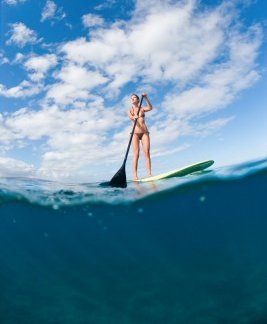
(1, 158, 267, 324)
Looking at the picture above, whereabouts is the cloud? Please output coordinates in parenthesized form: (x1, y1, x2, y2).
(0, 157, 34, 177)
(41, 0, 66, 23)
(94, 0, 116, 11)
(0, 103, 125, 180)
(58, 0, 262, 104)
(24, 54, 58, 81)
(13, 53, 25, 63)
(162, 23, 262, 117)
(0, 80, 42, 98)
(0, 53, 9, 65)
(45, 64, 108, 105)
(6, 22, 39, 48)
(0, 54, 57, 99)
(58, 1, 225, 95)
(0, 114, 19, 151)
(190, 117, 235, 137)
(82, 13, 104, 28)
(3, 0, 27, 5)
(41, 0, 56, 21)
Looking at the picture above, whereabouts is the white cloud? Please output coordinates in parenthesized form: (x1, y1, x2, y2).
(94, 0, 116, 11)
(55, 64, 106, 88)
(190, 117, 235, 137)
(3, 0, 27, 5)
(82, 13, 104, 28)
(0, 103, 125, 180)
(162, 23, 262, 117)
(24, 54, 57, 81)
(0, 157, 34, 177)
(60, 37, 117, 65)
(13, 52, 25, 63)
(0, 53, 9, 64)
(41, 0, 56, 21)
(58, 1, 229, 96)
(0, 80, 42, 98)
(41, 0, 66, 23)
(6, 22, 39, 48)
(0, 114, 19, 150)
(57, 0, 262, 105)
(45, 64, 108, 105)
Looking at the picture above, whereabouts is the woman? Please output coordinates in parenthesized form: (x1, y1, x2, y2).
(128, 93, 153, 180)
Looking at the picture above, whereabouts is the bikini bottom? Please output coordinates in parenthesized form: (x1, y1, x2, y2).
(133, 132, 150, 140)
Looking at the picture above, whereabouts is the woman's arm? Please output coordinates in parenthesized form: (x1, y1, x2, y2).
(142, 93, 153, 112)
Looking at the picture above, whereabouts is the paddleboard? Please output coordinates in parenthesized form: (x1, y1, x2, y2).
(133, 160, 214, 182)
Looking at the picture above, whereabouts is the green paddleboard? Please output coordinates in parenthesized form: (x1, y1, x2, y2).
(133, 160, 214, 182)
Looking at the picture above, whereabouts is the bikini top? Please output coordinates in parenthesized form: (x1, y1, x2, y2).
(130, 107, 145, 118)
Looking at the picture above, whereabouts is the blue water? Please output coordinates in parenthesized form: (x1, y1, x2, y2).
(1, 158, 267, 324)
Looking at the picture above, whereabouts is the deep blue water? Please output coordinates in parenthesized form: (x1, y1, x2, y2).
(1, 158, 267, 324)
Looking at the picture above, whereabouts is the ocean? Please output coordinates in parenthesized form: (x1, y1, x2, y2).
(1, 158, 267, 324)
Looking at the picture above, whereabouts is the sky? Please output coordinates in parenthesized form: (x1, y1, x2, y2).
(0, 0, 266, 182)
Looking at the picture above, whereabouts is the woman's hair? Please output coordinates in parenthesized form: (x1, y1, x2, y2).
(131, 93, 140, 101)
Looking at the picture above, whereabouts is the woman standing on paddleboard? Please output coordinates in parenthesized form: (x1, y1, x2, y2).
(128, 93, 153, 180)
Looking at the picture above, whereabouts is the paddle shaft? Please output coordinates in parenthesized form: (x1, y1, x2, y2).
(122, 95, 144, 166)
(108, 95, 144, 188)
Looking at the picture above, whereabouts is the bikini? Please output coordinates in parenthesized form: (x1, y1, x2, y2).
(130, 108, 149, 140)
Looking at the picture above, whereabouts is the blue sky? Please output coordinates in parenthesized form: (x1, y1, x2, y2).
(0, 0, 266, 181)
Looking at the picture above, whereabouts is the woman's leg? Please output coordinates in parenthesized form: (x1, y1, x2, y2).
(141, 133, 152, 177)
(132, 134, 140, 180)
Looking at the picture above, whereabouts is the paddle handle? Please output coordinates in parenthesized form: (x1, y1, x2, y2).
(123, 95, 144, 165)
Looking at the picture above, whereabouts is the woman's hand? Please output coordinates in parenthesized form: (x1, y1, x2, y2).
(141, 93, 152, 111)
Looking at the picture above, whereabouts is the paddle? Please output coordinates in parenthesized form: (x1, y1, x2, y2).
(109, 95, 144, 188)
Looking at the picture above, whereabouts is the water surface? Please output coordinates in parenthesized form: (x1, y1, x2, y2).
(1, 158, 267, 323)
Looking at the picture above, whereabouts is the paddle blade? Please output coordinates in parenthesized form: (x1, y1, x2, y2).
(109, 164, 127, 188)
